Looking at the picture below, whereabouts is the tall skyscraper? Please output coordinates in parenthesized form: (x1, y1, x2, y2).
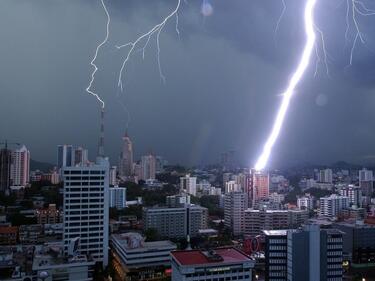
(180, 174, 197, 196)
(119, 132, 134, 178)
(141, 153, 156, 180)
(62, 157, 109, 267)
(0, 145, 12, 193)
(10, 145, 30, 186)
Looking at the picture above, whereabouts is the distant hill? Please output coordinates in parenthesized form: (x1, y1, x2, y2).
(30, 159, 54, 172)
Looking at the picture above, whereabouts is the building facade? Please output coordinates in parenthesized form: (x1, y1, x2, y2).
(224, 192, 248, 236)
(62, 157, 109, 266)
(118, 132, 134, 178)
(109, 186, 127, 209)
(180, 174, 197, 196)
(143, 205, 208, 239)
(171, 248, 255, 281)
(10, 145, 30, 186)
(319, 195, 349, 217)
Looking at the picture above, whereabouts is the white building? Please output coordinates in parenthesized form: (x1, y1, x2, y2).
(62, 157, 109, 267)
(269, 192, 285, 204)
(171, 248, 255, 281)
(32, 242, 95, 281)
(141, 154, 156, 180)
(224, 192, 248, 236)
(180, 174, 197, 196)
(297, 195, 314, 210)
(319, 194, 349, 218)
(11, 145, 30, 186)
(225, 180, 240, 193)
(109, 186, 127, 209)
(109, 166, 117, 186)
(339, 185, 362, 207)
(57, 145, 88, 170)
(111, 233, 176, 280)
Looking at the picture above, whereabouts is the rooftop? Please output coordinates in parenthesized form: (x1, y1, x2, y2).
(171, 248, 252, 266)
(263, 230, 288, 236)
(111, 233, 176, 252)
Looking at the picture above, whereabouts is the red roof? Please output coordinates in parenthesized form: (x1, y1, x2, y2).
(171, 248, 250, 266)
(0, 226, 18, 234)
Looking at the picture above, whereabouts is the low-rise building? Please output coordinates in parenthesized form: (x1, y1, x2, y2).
(19, 224, 43, 244)
(244, 209, 309, 237)
(171, 248, 255, 281)
(111, 232, 176, 281)
(36, 204, 62, 224)
(0, 226, 18, 245)
(32, 242, 95, 281)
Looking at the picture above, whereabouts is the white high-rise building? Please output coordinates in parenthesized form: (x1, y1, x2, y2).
(319, 194, 349, 217)
(109, 186, 126, 209)
(225, 180, 240, 193)
(224, 192, 248, 236)
(141, 154, 156, 180)
(339, 185, 362, 207)
(63, 157, 109, 267)
(109, 166, 117, 186)
(297, 195, 314, 210)
(318, 169, 333, 183)
(180, 174, 197, 196)
(11, 145, 30, 186)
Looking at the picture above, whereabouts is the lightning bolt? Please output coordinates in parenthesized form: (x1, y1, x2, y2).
(116, 0, 182, 92)
(86, 0, 110, 109)
(255, 0, 317, 171)
(347, 0, 375, 65)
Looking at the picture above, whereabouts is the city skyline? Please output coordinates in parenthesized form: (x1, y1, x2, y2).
(1, 1, 375, 167)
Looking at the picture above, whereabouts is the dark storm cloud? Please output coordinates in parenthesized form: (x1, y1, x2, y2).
(1, 0, 375, 168)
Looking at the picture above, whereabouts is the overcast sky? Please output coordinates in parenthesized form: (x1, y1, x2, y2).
(1, 0, 375, 168)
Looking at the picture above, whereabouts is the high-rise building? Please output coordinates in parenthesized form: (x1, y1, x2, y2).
(224, 192, 248, 236)
(109, 166, 117, 186)
(247, 169, 270, 207)
(225, 180, 240, 193)
(119, 132, 133, 178)
(57, 145, 74, 169)
(166, 194, 191, 208)
(10, 145, 30, 186)
(264, 225, 344, 281)
(319, 195, 349, 217)
(74, 146, 88, 166)
(0, 147, 12, 193)
(359, 168, 373, 201)
(297, 195, 314, 210)
(143, 205, 208, 239)
(141, 153, 156, 180)
(339, 185, 362, 207)
(58, 145, 88, 170)
(109, 186, 127, 209)
(318, 168, 333, 183)
(180, 174, 197, 196)
(244, 209, 308, 237)
(62, 157, 109, 267)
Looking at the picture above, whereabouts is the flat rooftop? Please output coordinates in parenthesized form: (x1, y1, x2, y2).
(111, 234, 176, 252)
(263, 230, 288, 236)
(171, 248, 251, 266)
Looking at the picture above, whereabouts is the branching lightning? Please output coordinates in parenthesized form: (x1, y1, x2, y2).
(86, 0, 110, 109)
(116, 0, 182, 92)
(254, 0, 317, 171)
